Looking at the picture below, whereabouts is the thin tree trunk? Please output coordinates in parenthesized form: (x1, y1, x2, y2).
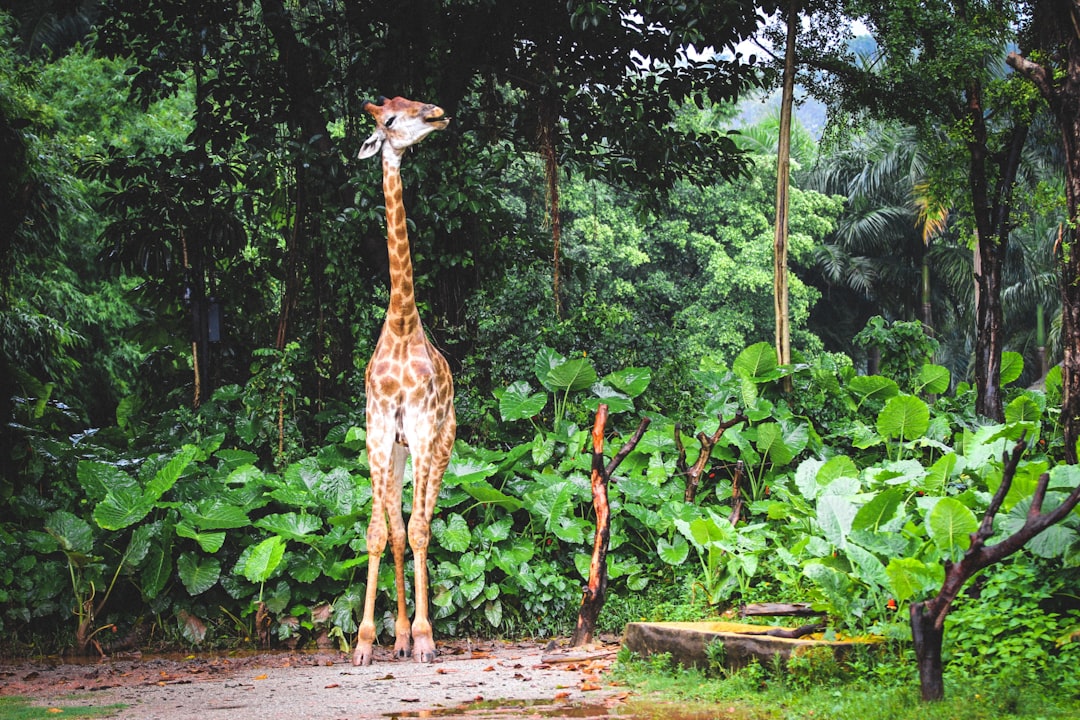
(571, 404, 611, 647)
(571, 413, 651, 646)
(773, 0, 797, 391)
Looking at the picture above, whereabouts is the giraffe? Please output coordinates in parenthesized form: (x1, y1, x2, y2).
(353, 96, 456, 665)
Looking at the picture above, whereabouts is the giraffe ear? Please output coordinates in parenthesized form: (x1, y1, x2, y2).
(357, 130, 384, 160)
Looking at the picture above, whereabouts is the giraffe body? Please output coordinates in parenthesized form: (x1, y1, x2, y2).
(353, 96, 455, 665)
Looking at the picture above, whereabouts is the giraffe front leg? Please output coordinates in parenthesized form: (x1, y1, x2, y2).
(386, 489, 412, 659)
(408, 514, 437, 663)
(353, 507, 386, 666)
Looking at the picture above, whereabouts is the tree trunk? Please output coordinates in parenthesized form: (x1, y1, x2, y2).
(910, 601, 945, 702)
(1007, 10, 1080, 462)
(571, 404, 611, 647)
(571, 413, 651, 647)
(772, 0, 797, 390)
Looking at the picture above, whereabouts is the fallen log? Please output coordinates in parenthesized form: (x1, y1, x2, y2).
(740, 602, 825, 618)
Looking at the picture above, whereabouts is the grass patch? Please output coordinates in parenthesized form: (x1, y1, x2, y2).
(610, 648, 1080, 720)
(0, 696, 126, 719)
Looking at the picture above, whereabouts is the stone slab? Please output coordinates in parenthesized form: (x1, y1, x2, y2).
(623, 621, 882, 670)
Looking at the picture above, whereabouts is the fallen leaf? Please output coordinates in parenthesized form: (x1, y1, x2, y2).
(324, 683, 340, 689)
(554, 692, 571, 700)
(482, 666, 495, 672)
(47, 708, 63, 714)
(401, 698, 420, 703)
(436, 668, 456, 674)
(253, 674, 268, 681)
(581, 682, 602, 691)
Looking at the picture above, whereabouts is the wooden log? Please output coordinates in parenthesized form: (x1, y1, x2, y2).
(740, 602, 825, 617)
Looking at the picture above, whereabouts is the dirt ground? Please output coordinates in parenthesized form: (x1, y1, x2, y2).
(0, 637, 630, 719)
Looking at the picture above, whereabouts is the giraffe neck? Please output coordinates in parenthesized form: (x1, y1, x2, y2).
(382, 154, 420, 337)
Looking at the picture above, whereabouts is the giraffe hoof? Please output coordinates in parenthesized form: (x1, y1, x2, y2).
(413, 640, 437, 663)
(352, 645, 374, 666)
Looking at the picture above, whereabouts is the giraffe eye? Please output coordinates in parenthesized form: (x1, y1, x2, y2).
(385, 116, 396, 128)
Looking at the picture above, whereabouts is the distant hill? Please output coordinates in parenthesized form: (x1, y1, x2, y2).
(731, 34, 875, 140)
(734, 88, 828, 139)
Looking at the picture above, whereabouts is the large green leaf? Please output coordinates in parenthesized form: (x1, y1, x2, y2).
(1004, 395, 1042, 425)
(145, 445, 198, 501)
(77, 460, 136, 497)
(93, 446, 199, 531)
(925, 453, 958, 492)
(585, 383, 634, 413)
(550, 516, 589, 544)
(802, 562, 852, 610)
(794, 458, 825, 500)
(484, 598, 503, 629)
(604, 367, 652, 397)
(181, 498, 251, 530)
(498, 381, 547, 422)
(885, 557, 942, 603)
(817, 495, 857, 549)
(848, 375, 899, 407)
(532, 346, 567, 385)
(657, 534, 690, 565)
(432, 513, 472, 553)
(916, 364, 950, 395)
(254, 512, 323, 540)
(124, 521, 159, 571)
(755, 422, 795, 466)
(818, 455, 859, 484)
(732, 342, 778, 380)
(45, 510, 94, 557)
(142, 532, 174, 600)
(176, 523, 227, 553)
(845, 543, 889, 588)
(444, 457, 499, 486)
(93, 489, 154, 532)
(461, 482, 523, 512)
(241, 535, 287, 583)
(543, 357, 598, 392)
(927, 497, 978, 555)
(876, 395, 930, 442)
(852, 487, 905, 532)
(177, 552, 221, 595)
(1000, 351, 1024, 385)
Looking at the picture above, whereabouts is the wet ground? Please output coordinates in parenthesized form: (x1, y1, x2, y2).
(0, 639, 639, 720)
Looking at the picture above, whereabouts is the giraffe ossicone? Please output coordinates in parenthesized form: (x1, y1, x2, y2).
(353, 95, 455, 666)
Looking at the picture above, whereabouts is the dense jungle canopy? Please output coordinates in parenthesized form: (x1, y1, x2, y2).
(3, 0, 1080, 704)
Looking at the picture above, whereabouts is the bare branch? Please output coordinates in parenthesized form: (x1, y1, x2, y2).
(1006, 52, 1054, 99)
(606, 416, 651, 477)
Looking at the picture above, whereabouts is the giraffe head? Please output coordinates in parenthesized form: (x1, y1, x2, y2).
(358, 96, 450, 160)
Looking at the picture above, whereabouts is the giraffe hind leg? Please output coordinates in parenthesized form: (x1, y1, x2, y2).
(386, 443, 412, 659)
(354, 429, 410, 665)
(407, 418, 455, 663)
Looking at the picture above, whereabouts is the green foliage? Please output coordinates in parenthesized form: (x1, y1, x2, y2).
(854, 316, 939, 392)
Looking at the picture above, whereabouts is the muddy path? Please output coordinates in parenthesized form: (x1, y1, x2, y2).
(0, 638, 630, 719)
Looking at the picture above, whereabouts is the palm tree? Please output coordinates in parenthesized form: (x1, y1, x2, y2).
(804, 122, 973, 376)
